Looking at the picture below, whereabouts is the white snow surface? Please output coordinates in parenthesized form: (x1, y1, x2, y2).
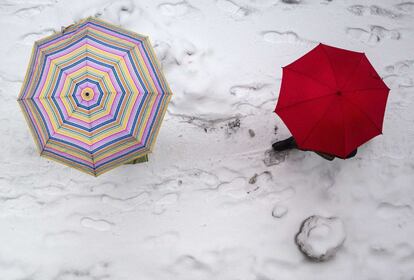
(1, 0, 414, 279)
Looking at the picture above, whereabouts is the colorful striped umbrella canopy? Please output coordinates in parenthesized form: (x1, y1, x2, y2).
(18, 17, 172, 176)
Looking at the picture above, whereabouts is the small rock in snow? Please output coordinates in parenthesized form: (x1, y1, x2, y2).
(248, 129, 255, 137)
(272, 205, 288, 218)
(281, 0, 301, 4)
(228, 118, 241, 130)
(295, 215, 346, 261)
(249, 173, 258, 184)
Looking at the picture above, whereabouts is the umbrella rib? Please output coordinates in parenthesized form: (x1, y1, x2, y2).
(90, 151, 96, 174)
(341, 99, 347, 157)
(342, 88, 389, 94)
(94, 137, 150, 176)
(342, 96, 383, 133)
(340, 56, 364, 89)
(276, 92, 335, 111)
(44, 122, 96, 168)
(284, 67, 336, 91)
(320, 45, 338, 88)
(39, 138, 51, 156)
(299, 97, 337, 147)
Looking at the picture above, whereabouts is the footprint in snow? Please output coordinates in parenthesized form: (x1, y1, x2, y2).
(347, 4, 402, 18)
(395, 2, 414, 13)
(90, 0, 137, 25)
(13, 5, 51, 18)
(80, 217, 113, 231)
(216, 0, 253, 19)
(158, 1, 197, 17)
(376, 202, 413, 219)
(143, 231, 180, 247)
(19, 29, 55, 45)
(383, 60, 414, 90)
(218, 177, 248, 199)
(346, 25, 401, 46)
(229, 83, 269, 96)
(262, 30, 314, 45)
(263, 148, 287, 167)
(157, 193, 179, 205)
(101, 192, 150, 211)
(153, 193, 179, 214)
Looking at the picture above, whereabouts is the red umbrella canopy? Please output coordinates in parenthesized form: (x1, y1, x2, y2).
(275, 43, 390, 158)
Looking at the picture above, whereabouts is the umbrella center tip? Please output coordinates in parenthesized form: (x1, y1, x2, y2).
(336, 91, 342, 96)
(85, 92, 90, 97)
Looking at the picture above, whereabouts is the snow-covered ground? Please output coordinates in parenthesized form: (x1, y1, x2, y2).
(1, 0, 414, 279)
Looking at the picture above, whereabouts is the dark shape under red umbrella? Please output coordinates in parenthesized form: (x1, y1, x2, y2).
(275, 43, 390, 158)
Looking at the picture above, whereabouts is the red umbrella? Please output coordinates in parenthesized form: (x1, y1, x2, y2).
(275, 43, 389, 158)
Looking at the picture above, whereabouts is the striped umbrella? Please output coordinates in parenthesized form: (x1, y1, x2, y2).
(18, 17, 172, 176)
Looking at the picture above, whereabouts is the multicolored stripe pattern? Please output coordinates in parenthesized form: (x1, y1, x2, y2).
(18, 17, 172, 176)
